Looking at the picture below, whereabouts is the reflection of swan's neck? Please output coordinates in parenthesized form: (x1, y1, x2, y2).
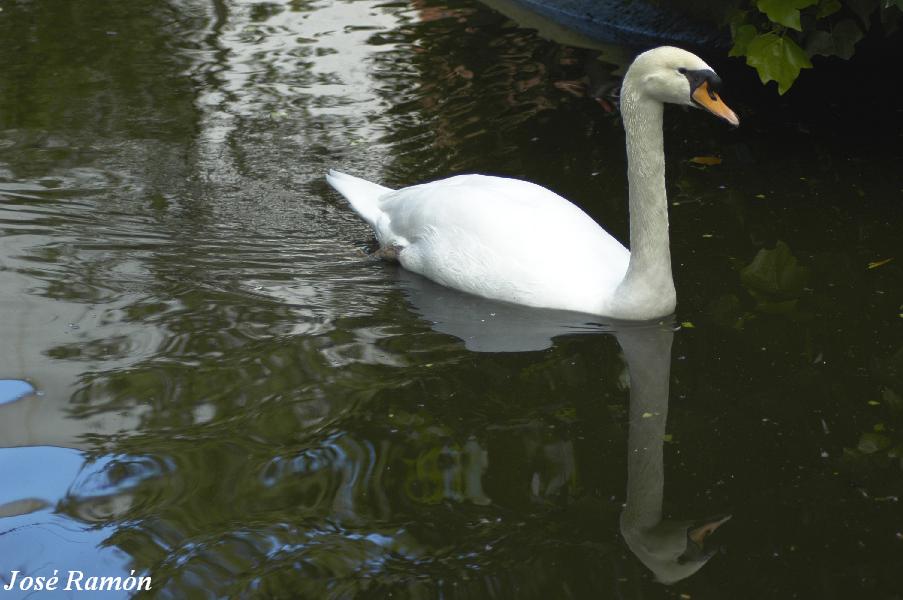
(618, 327, 724, 585)
(620, 328, 672, 528)
(615, 78, 675, 314)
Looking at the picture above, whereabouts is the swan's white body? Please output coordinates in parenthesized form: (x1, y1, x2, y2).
(327, 47, 737, 320)
(327, 170, 631, 314)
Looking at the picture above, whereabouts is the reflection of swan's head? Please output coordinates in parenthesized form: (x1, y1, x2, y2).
(620, 513, 731, 585)
(624, 46, 739, 126)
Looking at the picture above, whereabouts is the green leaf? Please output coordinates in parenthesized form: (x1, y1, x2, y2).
(806, 19, 864, 58)
(881, 5, 903, 36)
(745, 33, 813, 94)
(741, 240, 811, 297)
(728, 8, 752, 31)
(804, 31, 833, 56)
(832, 18, 865, 58)
(731, 24, 759, 56)
(757, 0, 818, 30)
(858, 432, 892, 454)
(847, 0, 878, 25)
(817, 0, 842, 18)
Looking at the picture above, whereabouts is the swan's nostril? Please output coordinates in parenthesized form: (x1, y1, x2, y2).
(705, 72, 724, 98)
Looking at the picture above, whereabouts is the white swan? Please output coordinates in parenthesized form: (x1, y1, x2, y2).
(327, 46, 738, 320)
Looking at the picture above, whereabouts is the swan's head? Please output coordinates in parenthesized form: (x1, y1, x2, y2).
(625, 46, 739, 127)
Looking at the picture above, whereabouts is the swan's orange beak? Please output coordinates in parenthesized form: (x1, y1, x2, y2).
(688, 514, 732, 546)
(692, 81, 739, 127)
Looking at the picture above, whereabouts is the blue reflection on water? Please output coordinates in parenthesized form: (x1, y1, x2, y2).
(0, 448, 137, 600)
(0, 380, 34, 406)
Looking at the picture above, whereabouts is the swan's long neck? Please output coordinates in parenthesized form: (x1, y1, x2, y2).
(613, 78, 676, 317)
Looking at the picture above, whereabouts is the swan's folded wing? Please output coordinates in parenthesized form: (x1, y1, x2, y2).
(377, 175, 629, 313)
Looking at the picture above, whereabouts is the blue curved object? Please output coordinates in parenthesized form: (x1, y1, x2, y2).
(0, 379, 35, 405)
(509, 0, 729, 49)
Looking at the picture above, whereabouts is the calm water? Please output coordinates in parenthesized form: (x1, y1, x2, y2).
(2, 0, 902, 598)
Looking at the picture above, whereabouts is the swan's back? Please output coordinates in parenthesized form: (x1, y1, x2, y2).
(328, 171, 629, 314)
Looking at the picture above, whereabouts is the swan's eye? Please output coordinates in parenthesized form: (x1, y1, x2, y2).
(677, 67, 687, 74)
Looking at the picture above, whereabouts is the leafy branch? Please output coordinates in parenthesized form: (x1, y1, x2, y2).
(727, 0, 903, 93)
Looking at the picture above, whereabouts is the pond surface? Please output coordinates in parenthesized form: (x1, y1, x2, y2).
(2, 0, 902, 598)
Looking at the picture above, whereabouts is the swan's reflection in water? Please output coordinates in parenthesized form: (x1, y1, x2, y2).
(618, 322, 730, 584)
(397, 268, 614, 352)
(400, 269, 730, 584)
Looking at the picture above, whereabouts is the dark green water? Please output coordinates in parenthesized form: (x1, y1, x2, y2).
(1, 0, 902, 598)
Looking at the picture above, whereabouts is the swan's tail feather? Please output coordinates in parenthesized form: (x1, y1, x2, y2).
(326, 170, 392, 230)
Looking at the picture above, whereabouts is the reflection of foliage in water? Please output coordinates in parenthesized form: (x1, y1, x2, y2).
(58, 323, 636, 597)
(369, 4, 625, 189)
